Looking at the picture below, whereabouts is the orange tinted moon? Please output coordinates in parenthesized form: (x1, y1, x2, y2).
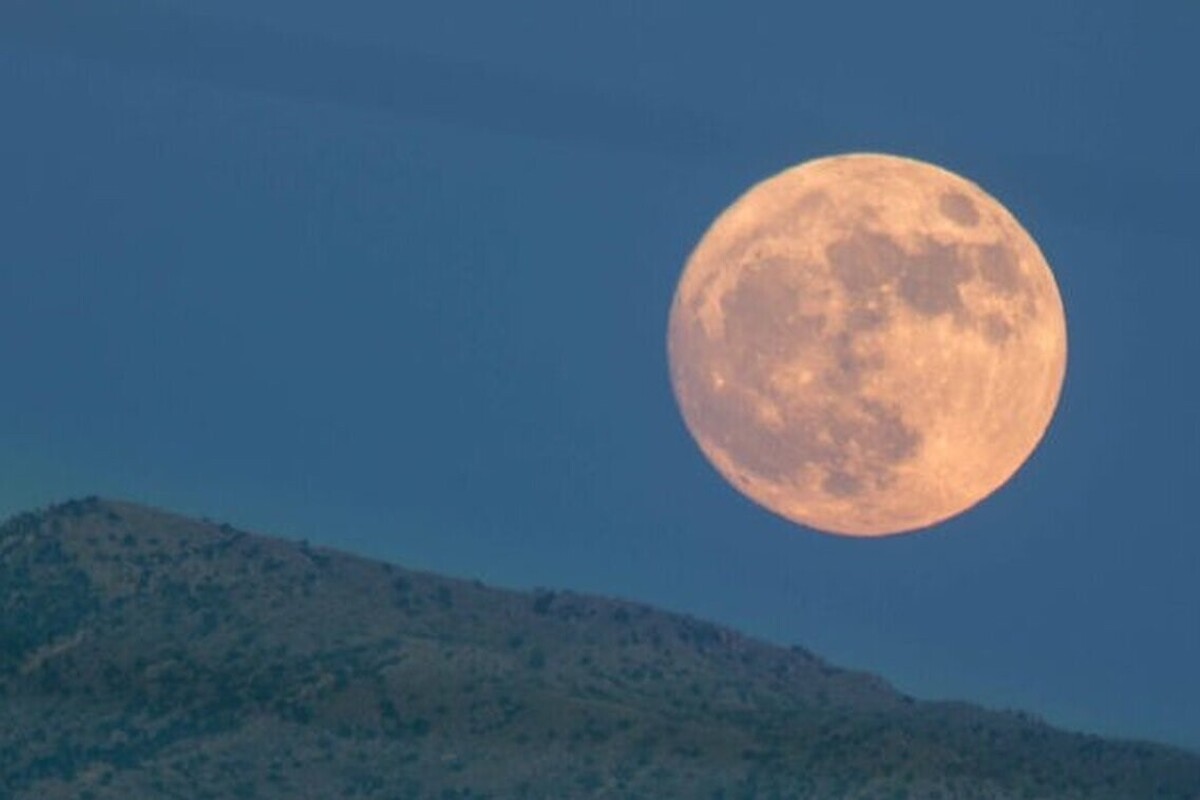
(667, 153, 1067, 536)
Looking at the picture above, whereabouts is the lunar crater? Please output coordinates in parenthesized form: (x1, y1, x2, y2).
(827, 232, 902, 295)
(896, 240, 973, 317)
(939, 191, 980, 226)
(981, 313, 1014, 344)
(976, 242, 1022, 293)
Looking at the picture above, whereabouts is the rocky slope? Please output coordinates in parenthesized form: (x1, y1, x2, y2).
(2, 497, 1198, 798)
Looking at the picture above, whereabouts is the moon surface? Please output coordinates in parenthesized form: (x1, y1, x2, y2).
(667, 153, 1067, 536)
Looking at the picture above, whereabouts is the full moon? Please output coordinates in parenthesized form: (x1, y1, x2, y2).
(667, 153, 1067, 536)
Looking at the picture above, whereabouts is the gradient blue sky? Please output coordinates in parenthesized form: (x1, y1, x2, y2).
(3, 1, 1197, 750)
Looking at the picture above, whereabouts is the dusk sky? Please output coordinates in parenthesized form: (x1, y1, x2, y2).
(2, 1, 1197, 751)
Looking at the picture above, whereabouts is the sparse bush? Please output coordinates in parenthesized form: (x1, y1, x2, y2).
(532, 591, 555, 615)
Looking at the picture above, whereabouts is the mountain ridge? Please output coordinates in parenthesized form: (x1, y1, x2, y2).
(2, 496, 1198, 799)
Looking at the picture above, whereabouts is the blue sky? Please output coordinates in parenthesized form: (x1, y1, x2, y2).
(2, 1, 1198, 750)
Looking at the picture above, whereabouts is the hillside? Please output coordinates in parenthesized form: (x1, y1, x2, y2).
(1, 497, 1198, 799)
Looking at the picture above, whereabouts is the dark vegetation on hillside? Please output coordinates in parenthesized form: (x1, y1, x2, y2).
(2, 497, 1198, 799)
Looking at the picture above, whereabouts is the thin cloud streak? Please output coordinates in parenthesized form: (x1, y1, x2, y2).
(1, 0, 734, 159)
(2, 1, 1189, 236)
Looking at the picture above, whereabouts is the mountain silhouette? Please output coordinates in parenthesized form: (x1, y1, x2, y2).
(2, 496, 1198, 798)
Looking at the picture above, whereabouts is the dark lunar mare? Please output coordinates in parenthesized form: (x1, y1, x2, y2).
(671, 245, 924, 498)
